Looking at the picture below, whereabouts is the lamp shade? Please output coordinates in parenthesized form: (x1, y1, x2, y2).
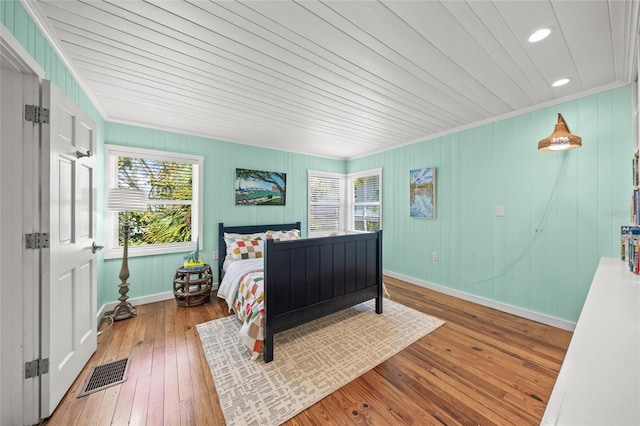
(106, 188, 148, 212)
(538, 113, 582, 151)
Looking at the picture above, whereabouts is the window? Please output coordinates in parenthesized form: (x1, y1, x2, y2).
(104, 144, 204, 259)
(348, 169, 382, 232)
(308, 170, 345, 237)
(308, 168, 381, 237)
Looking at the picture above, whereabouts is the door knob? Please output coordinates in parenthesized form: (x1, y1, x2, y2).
(92, 242, 104, 253)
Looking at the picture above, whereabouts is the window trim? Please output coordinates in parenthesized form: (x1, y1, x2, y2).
(347, 168, 382, 232)
(307, 168, 382, 237)
(103, 144, 204, 259)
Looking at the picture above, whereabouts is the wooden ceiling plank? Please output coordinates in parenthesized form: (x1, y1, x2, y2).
(74, 54, 427, 141)
(322, 1, 508, 115)
(31, 0, 638, 159)
(108, 0, 447, 127)
(247, 1, 486, 123)
(83, 69, 423, 144)
(552, 0, 616, 89)
(383, 1, 534, 112)
(49, 18, 439, 136)
(201, 0, 460, 124)
(469, 1, 557, 103)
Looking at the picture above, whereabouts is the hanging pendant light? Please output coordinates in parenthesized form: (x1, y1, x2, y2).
(538, 113, 582, 151)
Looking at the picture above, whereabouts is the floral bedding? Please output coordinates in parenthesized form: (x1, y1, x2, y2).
(233, 270, 265, 360)
(217, 257, 268, 359)
(217, 228, 301, 360)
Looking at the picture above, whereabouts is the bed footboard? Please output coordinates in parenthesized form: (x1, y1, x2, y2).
(263, 230, 383, 362)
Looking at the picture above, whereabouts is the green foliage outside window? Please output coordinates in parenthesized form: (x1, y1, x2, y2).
(117, 156, 193, 246)
(353, 175, 380, 231)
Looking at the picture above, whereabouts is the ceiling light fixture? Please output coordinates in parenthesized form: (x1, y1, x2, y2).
(552, 78, 570, 87)
(538, 113, 582, 152)
(528, 28, 552, 43)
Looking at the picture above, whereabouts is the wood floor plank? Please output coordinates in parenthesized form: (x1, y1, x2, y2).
(94, 385, 120, 426)
(361, 367, 458, 425)
(190, 303, 227, 425)
(73, 392, 103, 426)
(183, 310, 217, 426)
(147, 345, 166, 425)
(179, 398, 195, 426)
(173, 303, 194, 404)
(110, 305, 151, 425)
(163, 300, 181, 426)
(45, 278, 572, 425)
(146, 300, 166, 425)
(121, 305, 155, 426)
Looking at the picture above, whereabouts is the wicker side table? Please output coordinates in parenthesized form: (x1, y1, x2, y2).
(173, 264, 213, 307)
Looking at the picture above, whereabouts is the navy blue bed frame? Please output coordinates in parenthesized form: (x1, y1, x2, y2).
(218, 223, 383, 362)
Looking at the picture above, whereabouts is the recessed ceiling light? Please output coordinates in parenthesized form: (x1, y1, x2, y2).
(528, 28, 552, 43)
(552, 78, 571, 87)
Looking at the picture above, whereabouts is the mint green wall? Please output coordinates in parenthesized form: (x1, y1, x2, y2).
(102, 123, 346, 306)
(349, 87, 633, 322)
(2, 1, 345, 308)
(4, 1, 634, 322)
(2, 1, 108, 305)
(1, 2, 104, 124)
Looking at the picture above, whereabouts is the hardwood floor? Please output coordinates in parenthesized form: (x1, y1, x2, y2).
(45, 277, 572, 425)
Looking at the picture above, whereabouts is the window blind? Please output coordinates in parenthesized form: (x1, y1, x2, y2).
(117, 156, 193, 202)
(351, 172, 381, 232)
(308, 172, 344, 234)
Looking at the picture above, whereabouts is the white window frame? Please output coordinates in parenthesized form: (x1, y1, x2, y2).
(347, 168, 382, 232)
(104, 144, 204, 259)
(307, 170, 346, 237)
(307, 168, 382, 237)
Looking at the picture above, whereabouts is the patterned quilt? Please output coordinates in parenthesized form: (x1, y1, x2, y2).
(233, 270, 266, 360)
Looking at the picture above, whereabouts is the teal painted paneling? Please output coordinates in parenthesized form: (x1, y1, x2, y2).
(4, 1, 108, 308)
(4, 2, 634, 321)
(349, 87, 633, 322)
(103, 122, 345, 307)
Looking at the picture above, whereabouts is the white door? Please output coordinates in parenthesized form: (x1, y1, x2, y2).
(40, 79, 98, 417)
(1, 28, 45, 426)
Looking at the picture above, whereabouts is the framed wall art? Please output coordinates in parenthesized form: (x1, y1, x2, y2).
(410, 167, 436, 219)
(235, 168, 287, 206)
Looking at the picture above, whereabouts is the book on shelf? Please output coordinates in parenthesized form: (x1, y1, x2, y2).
(632, 189, 640, 225)
(634, 151, 640, 187)
(621, 226, 640, 274)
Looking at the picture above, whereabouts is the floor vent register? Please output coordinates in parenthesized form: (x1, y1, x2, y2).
(77, 357, 130, 397)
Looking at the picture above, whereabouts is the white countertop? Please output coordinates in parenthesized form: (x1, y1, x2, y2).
(541, 257, 640, 425)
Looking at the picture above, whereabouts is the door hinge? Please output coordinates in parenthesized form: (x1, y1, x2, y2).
(24, 105, 50, 124)
(25, 358, 49, 379)
(25, 232, 50, 249)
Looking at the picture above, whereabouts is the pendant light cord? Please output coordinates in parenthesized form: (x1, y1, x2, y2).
(452, 151, 570, 284)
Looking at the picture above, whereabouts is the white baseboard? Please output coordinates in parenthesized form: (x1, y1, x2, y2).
(97, 282, 220, 324)
(96, 274, 575, 332)
(384, 270, 576, 332)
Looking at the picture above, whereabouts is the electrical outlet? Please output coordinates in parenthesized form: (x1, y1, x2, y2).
(432, 251, 438, 261)
(213, 250, 218, 260)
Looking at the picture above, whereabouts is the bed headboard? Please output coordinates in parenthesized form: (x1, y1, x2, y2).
(218, 222, 301, 279)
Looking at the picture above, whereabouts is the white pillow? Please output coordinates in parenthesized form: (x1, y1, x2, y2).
(224, 232, 265, 241)
(223, 232, 266, 261)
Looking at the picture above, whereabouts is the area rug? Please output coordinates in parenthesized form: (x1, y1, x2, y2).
(196, 299, 444, 426)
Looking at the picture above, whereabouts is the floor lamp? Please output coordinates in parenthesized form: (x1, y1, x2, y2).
(106, 188, 148, 321)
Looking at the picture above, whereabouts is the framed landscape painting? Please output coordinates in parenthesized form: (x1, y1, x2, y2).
(235, 168, 287, 206)
(410, 167, 436, 218)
